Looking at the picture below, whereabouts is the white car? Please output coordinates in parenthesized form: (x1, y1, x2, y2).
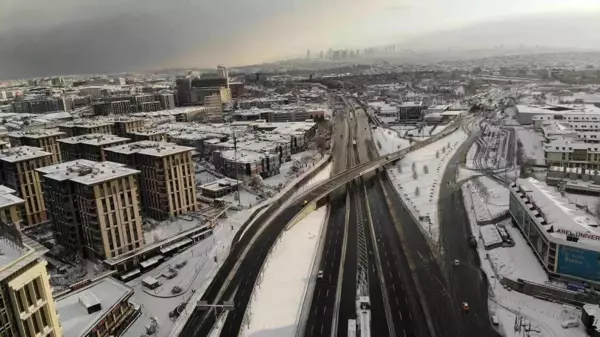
(317, 270, 324, 279)
(454, 259, 460, 267)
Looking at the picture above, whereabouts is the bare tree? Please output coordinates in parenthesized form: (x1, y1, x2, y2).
(436, 150, 440, 159)
(313, 135, 328, 155)
(442, 146, 446, 153)
(249, 174, 264, 189)
(397, 162, 403, 173)
(415, 186, 420, 196)
(413, 171, 418, 180)
(411, 162, 416, 172)
(423, 165, 429, 174)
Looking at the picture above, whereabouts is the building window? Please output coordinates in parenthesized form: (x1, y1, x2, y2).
(33, 280, 42, 300)
(24, 287, 34, 307)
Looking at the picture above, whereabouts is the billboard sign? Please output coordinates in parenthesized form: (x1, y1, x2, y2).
(557, 245, 600, 282)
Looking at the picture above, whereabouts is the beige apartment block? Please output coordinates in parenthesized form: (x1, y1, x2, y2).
(104, 141, 197, 220)
(9, 129, 65, 163)
(59, 121, 115, 138)
(38, 160, 144, 260)
(0, 146, 53, 229)
(113, 117, 145, 138)
(58, 133, 130, 162)
(544, 139, 600, 170)
(0, 226, 62, 337)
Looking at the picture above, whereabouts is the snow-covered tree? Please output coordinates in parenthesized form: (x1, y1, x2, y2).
(411, 162, 416, 172)
(415, 186, 420, 196)
(436, 150, 440, 159)
(423, 165, 429, 174)
(413, 171, 418, 180)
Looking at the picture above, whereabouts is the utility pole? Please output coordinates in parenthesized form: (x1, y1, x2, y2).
(233, 131, 241, 207)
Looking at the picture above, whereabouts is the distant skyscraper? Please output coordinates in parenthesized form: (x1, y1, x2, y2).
(217, 65, 228, 80)
(319, 50, 324, 59)
(306, 50, 311, 59)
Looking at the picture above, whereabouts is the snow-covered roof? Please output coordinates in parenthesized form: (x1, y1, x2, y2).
(479, 225, 503, 248)
(0, 146, 52, 163)
(56, 277, 132, 337)
(513, 178, 600, 249)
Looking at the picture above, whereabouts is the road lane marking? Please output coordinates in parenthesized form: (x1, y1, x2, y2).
(399, 310, 402, 320)
(403, 330, 407, 337)
(326, 289, 329, 297)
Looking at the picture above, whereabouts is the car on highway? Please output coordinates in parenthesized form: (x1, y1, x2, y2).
(462, 302, 470, 313)
(317, 270, 323, 279)
(454, 259, 460, 267)
(302, 200, 308, 206)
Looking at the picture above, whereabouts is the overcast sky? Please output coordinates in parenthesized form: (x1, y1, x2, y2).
(1, 0, 599, 79)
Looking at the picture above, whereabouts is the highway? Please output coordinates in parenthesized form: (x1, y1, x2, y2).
(439, 118, 500, 337)
(180, 96, 473, 336)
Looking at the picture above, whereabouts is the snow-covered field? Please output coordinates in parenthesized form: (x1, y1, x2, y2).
(516, 127, 546, 166)
(372, 127, 411, 155)
(462, 185, 587, 337)
(240, 207, 328, 337)
(386, 128, 468, 241)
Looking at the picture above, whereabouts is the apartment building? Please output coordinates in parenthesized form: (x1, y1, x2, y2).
(104, 141, 197, 220)
(55, 277, 138, 337)
(59, 121, 115, 137)
(58, 134, 130, 162)
(37, 160, 144, 260)
(0, 147, 53, 229)
(140, 101, 162, 113)
(8, 129, 66, 163)
(127, 130, 167, 142)
(0, 186, 25, 229)
(0, 226, 62, 337)
(113, 117, 145, 138)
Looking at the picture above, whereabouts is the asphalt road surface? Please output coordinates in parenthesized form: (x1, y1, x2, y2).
(439, 132, 501, 337)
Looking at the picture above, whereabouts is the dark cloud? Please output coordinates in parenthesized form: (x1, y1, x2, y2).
(0, 0, 298, 79)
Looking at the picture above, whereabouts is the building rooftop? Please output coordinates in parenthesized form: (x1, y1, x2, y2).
(37, 160, 135, 185)
(0, 229, 43, 282)
(104, 141, 194, 157)
(128, 129, 166, 136)
(56, 277, 133, 337)
(58, 133, 130, 146)
(199, 178, 241, 192)
(0, 146, 52, 163)
(8, 129, 66, 139)
(514, 178, 600, 249)
(0, 185, 24, 209)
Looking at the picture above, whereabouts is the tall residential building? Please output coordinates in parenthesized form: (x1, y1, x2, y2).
(127, 130, 167, 142)
(8, 129, 65, 164)
(157, 93, 176, 110)
(104, 141, 197, 220)
(58, 134, 130, 162)
(113, 117, 146, 138)
(0, 186, 25, 229)
(0, 226, 62, 337)
(37, 160, 144, 260)
(59, 121, 115, 137)
(0, 147, 53, 229)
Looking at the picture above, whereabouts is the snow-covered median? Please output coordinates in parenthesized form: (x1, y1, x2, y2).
(372, 127, 411, 155)
(386, 128, 468, 241)
(240, 207, 329, 337)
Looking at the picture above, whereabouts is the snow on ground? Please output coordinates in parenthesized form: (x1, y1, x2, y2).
(386, 128, 468, 241)
(241, 206, 328, 337)
(515, 127, 546, 166)
(477, 176, 509, 217)
(389, 125, 417, 137)
(263, 150, 321, 189)
(461, 185, 587, 337)
(372, 127, 411, 155)
(218, 189, 260, 208)
(143, 216, 205, 245)
(486, 219, 548, 284)
(196, 171, 219, 185)
(124, 219, 238, 337)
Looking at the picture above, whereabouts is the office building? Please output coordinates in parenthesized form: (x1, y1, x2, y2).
(37, 160, 144, 260)
(59, 121, 115, 137)
(104, 141, 197, 220)
(0, 226, 62, 337)
(0, 147, 53, 229)
(55, 277, 139, 337)
(509, 178, 600, 285)
(58, 134, 130, 162)
(8, 129, 65, 164)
